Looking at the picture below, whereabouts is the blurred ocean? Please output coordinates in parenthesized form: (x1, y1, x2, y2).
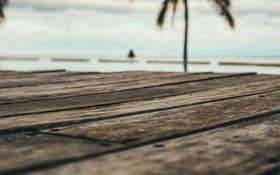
(1, 55, 280, 74)
(0, 0, 279, 73)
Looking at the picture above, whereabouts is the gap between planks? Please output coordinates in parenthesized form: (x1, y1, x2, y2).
(0, 72, 279, 174)
(1, 77, 280, 134)
(0, 71, 181, 89)
(0, 73, 268, 117)
(0, 72, 246, 104)
(32, 114, 280, 175)
(0, 71, 199, 103)
(1, 105, 280, 175)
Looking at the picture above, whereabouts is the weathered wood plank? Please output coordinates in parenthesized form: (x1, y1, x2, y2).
(0, 71, 81, 80)
(43, 90, 280, 144)
(0, 71, 183, 92)
(0, 72, 99, 88)
(0, 71, 101, 80)
(0, 70, 66, 77)
(0, 73, 244, 104)
(1, 71, 179, 81)
(0, 71, 279, 175)
(1, 92, 280, 175)
(0, 132, 122, 175)
(31, 114, 280, 175)
(0, 71, 181, 94)
(1, 78, 280, 134)
(0, 71, 181, 89)
(0, 74, 270, 117)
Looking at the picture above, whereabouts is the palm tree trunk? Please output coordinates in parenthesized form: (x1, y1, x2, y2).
(183, 0, 189, 72)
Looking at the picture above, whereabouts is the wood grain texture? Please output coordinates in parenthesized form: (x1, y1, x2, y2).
(0, 71, 87, 84)
(0, 71, 180, 89)
(0, 74, 270, 117)
(0, 73, 188, 104)
(44, 90, 280, 144)
(0, 71, 176, 81)
(1, 78, 280, 133)
(0, 73, 237, 104)
(0, 132, 123, 175)
(0, 70, 66, 77)
(30, 114, 280, 175)
(0, 71, 280, 175)
(1, 92, 280, 175)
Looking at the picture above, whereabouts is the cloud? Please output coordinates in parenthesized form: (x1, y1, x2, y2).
(0, 0, 279, 56)
(9, 0, 158, 13)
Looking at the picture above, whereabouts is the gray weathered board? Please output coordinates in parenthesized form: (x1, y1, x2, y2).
(0, 70, 279, 175)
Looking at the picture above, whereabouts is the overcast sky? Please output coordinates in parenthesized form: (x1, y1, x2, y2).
(0, 0, 279, 57)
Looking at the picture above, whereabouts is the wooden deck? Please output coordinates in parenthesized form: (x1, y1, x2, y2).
(0, 70, 280, 175)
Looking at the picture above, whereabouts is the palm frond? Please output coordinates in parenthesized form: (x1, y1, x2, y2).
(212, 0, 235, 28)
(157, 0, 180, 28)
(0, 0, 8, 20)
(171, 0, 179, 26)
(158, 0, 234, 28)
(157, 0, 169, 27)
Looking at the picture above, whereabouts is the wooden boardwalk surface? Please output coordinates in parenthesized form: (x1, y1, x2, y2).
(0, 70, 280, 175)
